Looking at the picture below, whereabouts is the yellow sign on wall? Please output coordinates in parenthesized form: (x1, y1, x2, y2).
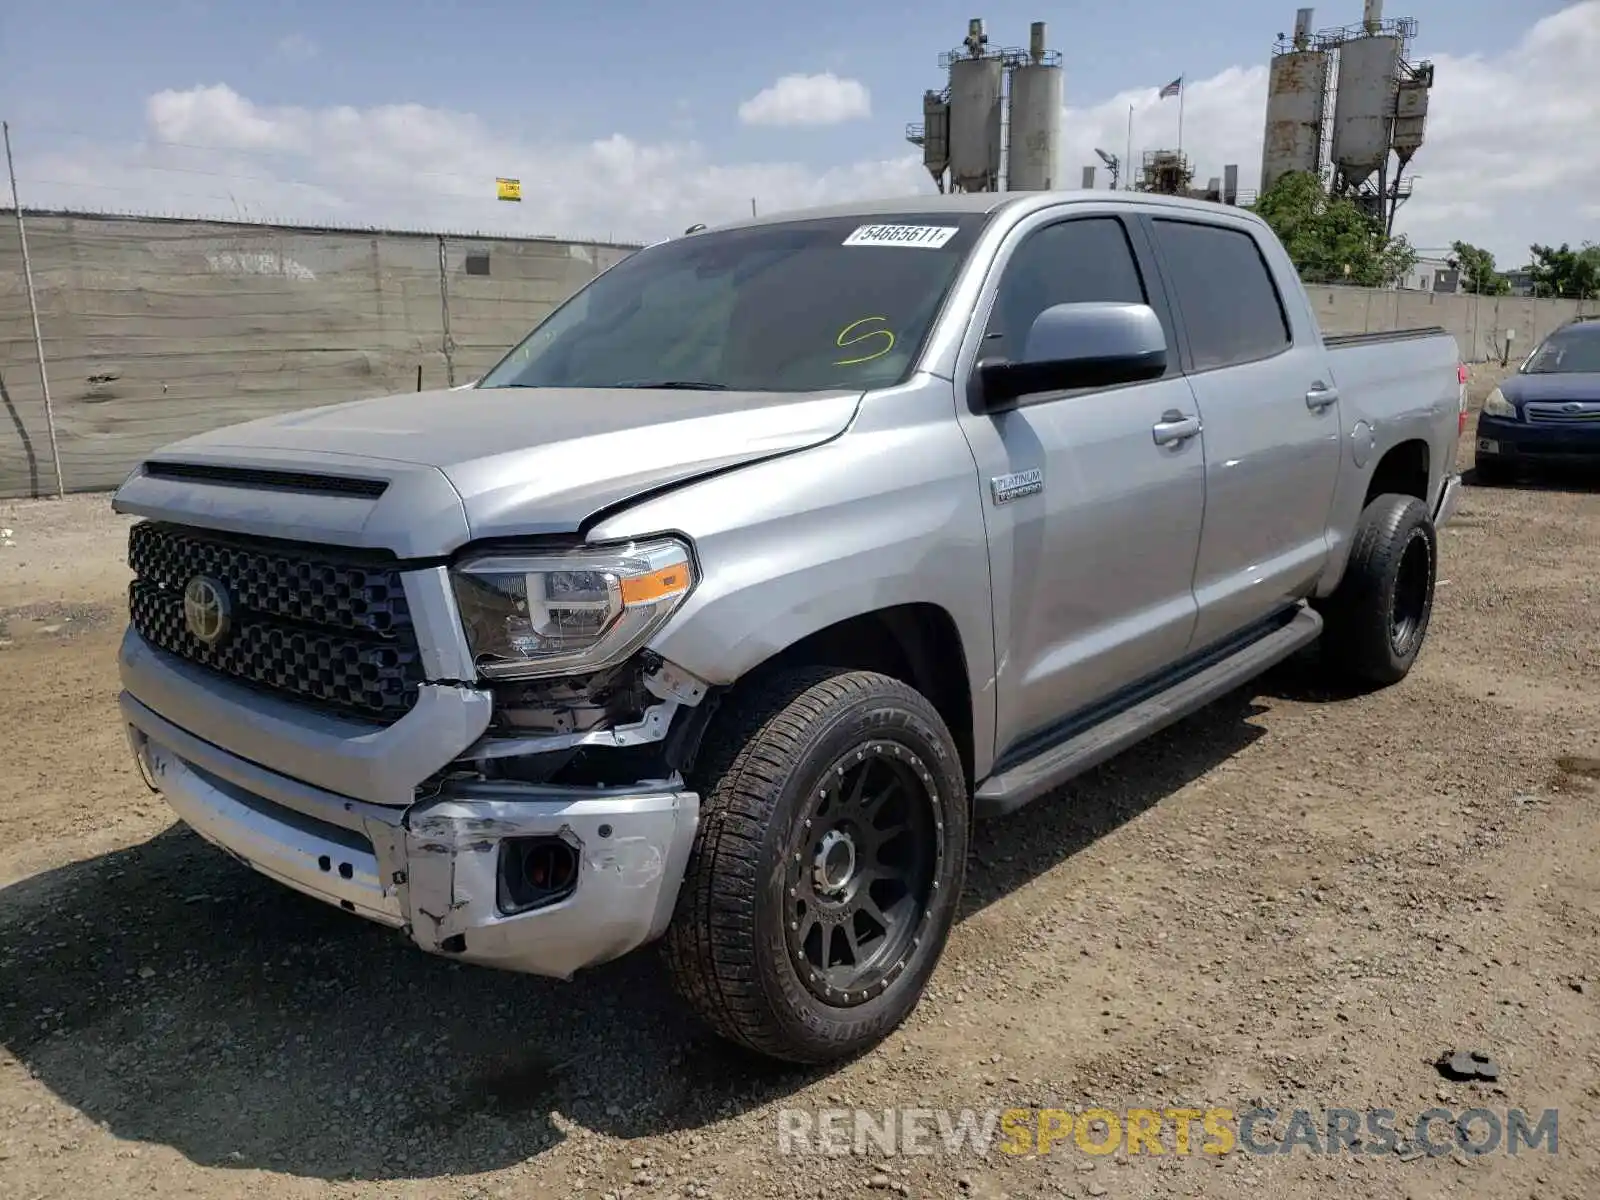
(496, 177, 522, 202)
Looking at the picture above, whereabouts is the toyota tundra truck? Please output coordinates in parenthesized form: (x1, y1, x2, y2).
(112, 191, 1465, 1064)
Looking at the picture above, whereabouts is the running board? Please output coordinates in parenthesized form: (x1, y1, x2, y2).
(973, 605, 1323, 819)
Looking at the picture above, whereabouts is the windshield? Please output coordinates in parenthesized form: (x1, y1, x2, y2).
(1522, 326, 1600, 374)
(477, 213, 990, 393)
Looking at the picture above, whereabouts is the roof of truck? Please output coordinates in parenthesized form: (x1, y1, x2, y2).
(692, 189, 1259, 236)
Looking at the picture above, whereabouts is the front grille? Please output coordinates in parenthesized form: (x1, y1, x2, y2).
(127, 522, 424, 722)
(1525, 401, 1600, 426)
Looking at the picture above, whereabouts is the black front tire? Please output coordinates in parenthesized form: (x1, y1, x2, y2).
(1318, 493, 1438, 687)
(661, 667, 969, 1065)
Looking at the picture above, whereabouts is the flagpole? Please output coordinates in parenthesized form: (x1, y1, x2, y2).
(1177, 80, 1185, 158)
(1125, 104, 1133, 190)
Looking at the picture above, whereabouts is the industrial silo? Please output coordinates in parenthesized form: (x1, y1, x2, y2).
(947, 20, 1005, 192)
(1329, 1, 1402, 193)
(920, 90, 951, 188)
(1004, 22, 1063, 191)
(1259, 8, 1330, 196)
(1391, 64, 1432, 169)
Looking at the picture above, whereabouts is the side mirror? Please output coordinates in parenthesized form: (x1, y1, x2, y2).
(976, 302, 1168, 410)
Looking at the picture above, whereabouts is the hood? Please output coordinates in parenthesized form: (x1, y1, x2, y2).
(115, 385, 862, 555)
(1500, 372, 1600, 404)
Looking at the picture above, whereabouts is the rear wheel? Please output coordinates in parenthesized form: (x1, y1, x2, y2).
(662, 667, 968, 1064)
(1318, 493, 1437, 687)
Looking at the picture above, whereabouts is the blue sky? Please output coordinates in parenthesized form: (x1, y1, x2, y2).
(2, 0, 1565, 154)
(2, 1, 1596, 259)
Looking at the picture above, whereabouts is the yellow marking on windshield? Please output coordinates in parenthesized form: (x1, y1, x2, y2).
(833, 316, 896, 365)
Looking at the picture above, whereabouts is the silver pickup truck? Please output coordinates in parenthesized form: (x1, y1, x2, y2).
(112, 191, 1465, 1064)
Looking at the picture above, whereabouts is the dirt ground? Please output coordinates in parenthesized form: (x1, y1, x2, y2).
(2, 366, 1597, 1200)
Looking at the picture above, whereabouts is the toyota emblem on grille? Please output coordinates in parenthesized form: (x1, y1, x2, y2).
(182, 576, 232, 646)
(1563, 402, 1584, 412)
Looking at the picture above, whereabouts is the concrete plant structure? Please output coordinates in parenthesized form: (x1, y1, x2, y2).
(904, 17, 1247, 201)
(946, 26, 1006, 192)
(904, 17, 1062, 194)
(1260, 1, 1435, 233)
(1260, 8, 1332, 195)
(1003, 23, 1064, 191)
(1329, 21, 1402, 192)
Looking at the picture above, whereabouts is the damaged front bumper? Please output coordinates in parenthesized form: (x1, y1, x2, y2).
(121, 691, 700, 979)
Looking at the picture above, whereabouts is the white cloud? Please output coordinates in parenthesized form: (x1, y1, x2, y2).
(737, 73, 872, 127)
(15, 2, 1598, 263)
(19, 83, 925, 241)
(274, 34, 319, 63)
(148, 84, 296, 151)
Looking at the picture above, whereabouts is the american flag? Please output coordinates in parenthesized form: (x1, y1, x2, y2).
(1159, 76, 1182, 99)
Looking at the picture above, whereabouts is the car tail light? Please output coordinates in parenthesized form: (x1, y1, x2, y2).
(1457, 364, 1468, 433)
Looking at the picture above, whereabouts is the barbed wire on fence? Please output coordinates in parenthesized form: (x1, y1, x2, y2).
(1, 205, 646, 251)
(10, 119, 616, 191)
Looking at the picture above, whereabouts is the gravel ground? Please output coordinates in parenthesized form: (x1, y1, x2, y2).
(2, 366, 1597, 1200)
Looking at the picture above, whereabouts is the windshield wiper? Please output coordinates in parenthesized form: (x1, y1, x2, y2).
(609, 379, 734, 390)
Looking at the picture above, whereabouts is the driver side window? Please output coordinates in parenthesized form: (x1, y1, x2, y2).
(985, 217, 1149, 361)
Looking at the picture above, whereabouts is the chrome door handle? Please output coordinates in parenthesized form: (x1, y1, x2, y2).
(1152, 412, 1202, 446)
(1306, 383, 1339, 411)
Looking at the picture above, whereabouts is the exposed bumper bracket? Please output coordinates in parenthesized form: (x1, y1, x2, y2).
(124, 701, 701, 980)
(1433, 471, 1463, 528)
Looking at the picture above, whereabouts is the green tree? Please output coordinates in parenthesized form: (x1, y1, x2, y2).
(1250, 171, 1417, 288)
(1527, 242, 1600, 299)
(1446, 241, 1510, 295)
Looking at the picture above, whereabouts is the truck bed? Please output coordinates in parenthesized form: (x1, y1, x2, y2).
(1322, 325, 1461, 401)
(1319, 322, 1464, 538)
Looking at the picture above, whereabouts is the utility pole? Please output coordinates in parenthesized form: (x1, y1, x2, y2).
(3, 120, 64, 498)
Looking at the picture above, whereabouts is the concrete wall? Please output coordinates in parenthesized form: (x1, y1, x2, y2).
(2, 211, 1596, 499)
(0, 211, 639, 499)
(1306, 283, 1595, 362)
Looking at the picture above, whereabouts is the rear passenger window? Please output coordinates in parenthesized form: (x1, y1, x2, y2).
(1150, 220, 1291, 371)
(986, 217, 1148, 357)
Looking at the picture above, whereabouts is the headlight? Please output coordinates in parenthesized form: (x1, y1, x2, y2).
(451, 538, 696, 679)
(1481, 387, 1517, 419)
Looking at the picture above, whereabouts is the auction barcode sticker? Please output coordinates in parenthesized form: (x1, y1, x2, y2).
(842, 224, 959, 249)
